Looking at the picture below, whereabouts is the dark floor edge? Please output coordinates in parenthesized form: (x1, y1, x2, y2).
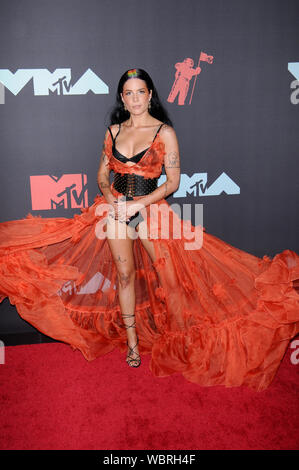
(0, 332, 58, 346)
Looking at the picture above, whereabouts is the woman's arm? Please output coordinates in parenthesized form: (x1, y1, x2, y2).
(137, 124, 181, 207)
(97, 129, 115, 205)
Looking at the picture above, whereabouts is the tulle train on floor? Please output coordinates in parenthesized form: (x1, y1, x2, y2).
(0, 188, 298, 391)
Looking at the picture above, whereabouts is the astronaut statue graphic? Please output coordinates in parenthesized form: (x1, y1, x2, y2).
(167, 53, 214, 105)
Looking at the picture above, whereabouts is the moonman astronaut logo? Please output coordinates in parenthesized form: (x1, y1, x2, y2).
(167, 52, 214, 106)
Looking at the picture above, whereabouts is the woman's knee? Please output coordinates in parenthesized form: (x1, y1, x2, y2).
(117, 267, 136, 289)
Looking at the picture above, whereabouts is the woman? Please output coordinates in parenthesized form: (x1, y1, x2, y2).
(0, 68, 298, 390)
(97, 68, 180, 367)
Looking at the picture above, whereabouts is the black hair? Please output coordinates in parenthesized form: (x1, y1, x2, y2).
(109, 68, 173, 127)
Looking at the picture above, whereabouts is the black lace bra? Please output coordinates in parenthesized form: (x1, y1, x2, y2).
(108, 123, 163, 164)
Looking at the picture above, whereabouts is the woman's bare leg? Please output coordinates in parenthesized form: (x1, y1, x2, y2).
(137, 219, 177, 288)
(106, 215, 140, 366)
(137, 219, 188, 335)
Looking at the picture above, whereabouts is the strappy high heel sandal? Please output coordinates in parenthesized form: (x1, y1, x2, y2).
(121, 313, 141, 368)
(126, 337, 141, 368)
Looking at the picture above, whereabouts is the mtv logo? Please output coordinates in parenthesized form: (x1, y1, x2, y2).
(30, 174, 88, 210)
(0, 68, 109, 98)
(159, 172, 240, 197)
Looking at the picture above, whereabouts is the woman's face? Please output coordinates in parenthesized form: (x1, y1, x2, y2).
(120, 78, 152, 116)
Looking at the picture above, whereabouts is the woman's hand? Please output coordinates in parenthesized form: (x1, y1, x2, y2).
(124, 200, 145, 222)
(106, 197, 145, 222)
(106, 194, 120, 214)
(95, 192, 118, 217)
(105, 194, 123, 221)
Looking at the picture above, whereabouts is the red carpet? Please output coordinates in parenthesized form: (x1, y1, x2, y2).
(0, 340, 298, 450)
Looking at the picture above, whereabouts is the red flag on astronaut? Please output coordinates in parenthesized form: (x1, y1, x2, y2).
(199, 52, 214, 64)
(189, 52, 214, 104)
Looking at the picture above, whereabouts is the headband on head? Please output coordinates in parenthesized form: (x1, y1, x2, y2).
(127, 69, 138, 78)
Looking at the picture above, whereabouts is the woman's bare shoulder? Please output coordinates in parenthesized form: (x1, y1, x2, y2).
(159, 123, 178, 144)
(108, 123, 119, 136)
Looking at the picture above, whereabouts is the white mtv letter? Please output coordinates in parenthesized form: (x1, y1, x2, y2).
(0, 82, 4, 104)
(0, 69, 34, 95)
(204, 172, 240, 196)
(173, 173, 208, 198)
(68, 68, 109, 95)
(33, 69, 72, 95)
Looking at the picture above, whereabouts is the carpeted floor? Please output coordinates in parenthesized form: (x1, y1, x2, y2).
(0, 340, 298, 450)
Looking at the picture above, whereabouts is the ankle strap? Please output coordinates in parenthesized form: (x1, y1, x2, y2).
(121, 313, 136, 329)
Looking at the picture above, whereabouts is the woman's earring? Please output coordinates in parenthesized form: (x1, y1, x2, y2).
(123, 102, 127, 111)
(148, 100, 151, 110)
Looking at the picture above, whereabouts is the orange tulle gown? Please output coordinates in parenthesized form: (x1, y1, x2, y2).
(0, 130, 298, 391)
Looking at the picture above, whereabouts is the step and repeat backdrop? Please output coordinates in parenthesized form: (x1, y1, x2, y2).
(0, 0, 298, 341)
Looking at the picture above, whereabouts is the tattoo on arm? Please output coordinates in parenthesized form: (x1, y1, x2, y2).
(164, 182, 168, 197)
(100, 152, 109, 167)
(98, 136, 111, 190)
(165, 151, 180, 168)
(100, 133, 110, 166)
(98, 180, 110, 189)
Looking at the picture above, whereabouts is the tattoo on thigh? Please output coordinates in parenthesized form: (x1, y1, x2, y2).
(116, 255, 127, 263)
